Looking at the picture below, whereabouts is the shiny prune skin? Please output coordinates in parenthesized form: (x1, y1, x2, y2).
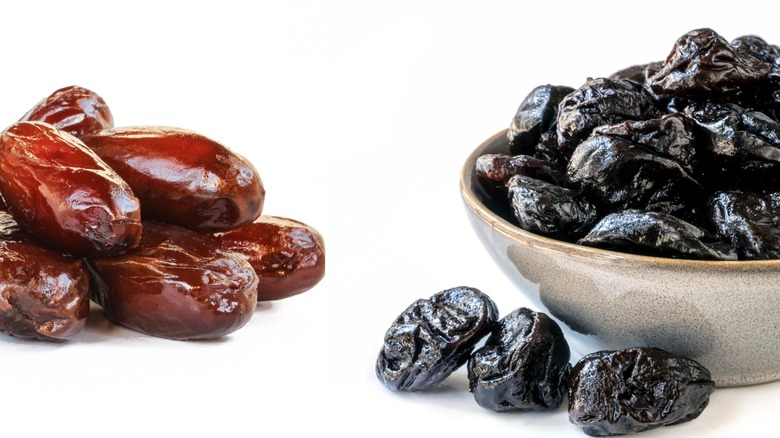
(81, 126, 265, 232)
(87, 222, 258, 340)
(507, 175, 597, 241)
(19, 85, 114, 139)
(556, 78, 661, 154)
(508, 84, 574, 159)
(215, 216, 325, 301)
(376, 286, 499, 392)
(568, 347, 715, 437)
(578, 209, 737, 260)
(476, 153, 564, 198)
(732, 35, 780, 69)
(608, 62, 662, 86)
(709, 191, 780, 260)
(468, 307, 570, 412)
(0, 211, 89, 341)
(0, 121, 142, 257)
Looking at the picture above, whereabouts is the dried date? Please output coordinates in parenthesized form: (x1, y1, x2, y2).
(20, 85, 114, 139)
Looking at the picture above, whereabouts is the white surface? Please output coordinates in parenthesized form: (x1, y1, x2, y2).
(0, 1, 778, 436)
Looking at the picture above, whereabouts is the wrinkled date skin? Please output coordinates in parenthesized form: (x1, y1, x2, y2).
(20, 85, 114, 139)
(568, 347, 716, 437)
(468, 307, 570, 412)
(376, 286, 499, 391)
(87, 222, 258, 340)
(82, 126, 265, 232)
(0, 121, 142, 257)
(215, 216, 325, 301)
(0, 211, 90, 341)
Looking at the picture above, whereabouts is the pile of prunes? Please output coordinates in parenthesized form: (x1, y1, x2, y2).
(476, 28, 780, 260)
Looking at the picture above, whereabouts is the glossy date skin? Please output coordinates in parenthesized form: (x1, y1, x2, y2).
(215, 216, 325, 301)
(20, 85, 114, 139)
(0, 211, 90, 341)
(82, 126, 265, 232)
(87, 222, 258, 340)
(0, 121, 142, 257)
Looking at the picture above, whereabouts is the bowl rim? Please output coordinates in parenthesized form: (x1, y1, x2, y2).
(460, 129, 780, 272)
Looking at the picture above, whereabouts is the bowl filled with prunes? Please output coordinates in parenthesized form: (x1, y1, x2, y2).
(460, 28, 780, 387)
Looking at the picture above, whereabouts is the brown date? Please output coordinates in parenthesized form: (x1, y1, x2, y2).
(87, 221, 258, 340)
(0, 211, 90, 341)
(81, 126, 265, 232)
(20, 85, 114, 139)
(215, 216, 325, 301)
(0, 121, 142, 257)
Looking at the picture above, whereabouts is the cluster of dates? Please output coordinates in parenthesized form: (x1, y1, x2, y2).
(375, 287, 716, 436)
(477, 28, 780, 260)
(0, 86, 325, 342)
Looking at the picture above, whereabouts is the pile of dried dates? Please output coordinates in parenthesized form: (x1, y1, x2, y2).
(477, 28, 780, 260)
(375, 287, 716, 436)
(0, 85, 325, 341)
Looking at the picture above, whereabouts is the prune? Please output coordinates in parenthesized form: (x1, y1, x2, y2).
(19, 85, 114, 139)
(556, 78, 661, 154)
(568, 347, 715, 436)
(732, 35, 780, 70)
(375, 286, 498, 391)
(647, 28, 771, 99)
(476, 153, 564, 198)
(508, 84, 574, 160)
(215, 216, 325, 301)
(468, 307, 570, 412)
(0, 121, 142, 257)
(709, 191, 780, 259)
(566, 135, 702, 218)
(0, 211, 90, 341)
(578, 209, 737, 260)
(87, 222, 258, 340)
(507, 175, 597, 241)
(81, 126, 265, 232)
(608, 62, 662, 86)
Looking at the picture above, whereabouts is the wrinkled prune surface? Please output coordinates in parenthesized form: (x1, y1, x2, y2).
(468, 307, 570, 412)
(376, 286, 498, 392)
(20, 85, 114, 139)
(508, 84, 574, 159)
(608, 62, 662, 86)
(507, 175, 597, 241)
(566, 135, 702, 218)
(82, 126, 265, 232)
(647, 28, 771, 98)
(476, 153, 564, 198)
(215, 216, 325, 301)
(732, 35, 780, 70)
(87, 222, 258, 340)
(557, 78, 661, 154)
(0, 211, 90, 341)
(0, 121, 142, 257)
(709, 191, 780, 259)
(578, 209, 737, 260)
(568, 347, 715, 437)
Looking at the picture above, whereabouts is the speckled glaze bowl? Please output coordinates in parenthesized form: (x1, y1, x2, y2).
(460, 129, 780, 387)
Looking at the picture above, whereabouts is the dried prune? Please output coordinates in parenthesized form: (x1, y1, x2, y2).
(81, 126, 265, 232)
(568, 347, 715, 436)
(0, 121, 142, 257)
(608, 62, 662, 86)
(732, 35, 780, 70)
(375, 286, 498, 391)
(20, 85, 114, 139)
(578, 209, 737, 260)
(507, 175, 597, 241)
(508, 84, 574, 160)
(709, 191, 780, 259)
(87, 222, 258, 340)
(215, 216, 325, 301)
(0, 211, 90, 341)
(476, 153, 564, 198)
(468, 307, 570, 412)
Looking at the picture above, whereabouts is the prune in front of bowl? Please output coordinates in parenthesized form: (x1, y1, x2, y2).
(568, 347, 716, 437)
(507, 175, 597, 241)
(468, 307, 570, 412)
(376, 286, 498, 392)
(709, 191, 780, 260)
(578, 209, 736, 260)
(508, 84, 574, 162)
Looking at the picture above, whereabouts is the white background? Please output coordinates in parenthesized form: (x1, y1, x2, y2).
(0, 1, 778, 436)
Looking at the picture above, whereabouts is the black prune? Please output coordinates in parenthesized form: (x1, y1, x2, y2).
(568, 347, 715, 437)
(468, 307, 570, 412)
(709, 191, 780, 259)
(375, 286, 498, 392)
(556, 78, 661, 154)
(731, 35, 780, 70)
(508, 84, 574, 158)
(507, 175, 597, 241)
(476, 153, 564, 198)
(608, 62, 662, 86)
(578, 209, 737, 260)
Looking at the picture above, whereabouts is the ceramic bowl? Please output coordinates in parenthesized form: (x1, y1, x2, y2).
(460, 129, 780, 387)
